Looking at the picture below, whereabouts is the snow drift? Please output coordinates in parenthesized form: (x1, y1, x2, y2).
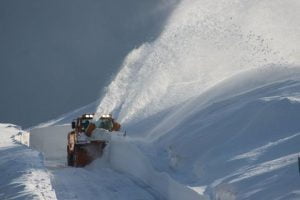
(134, 67, 300, 199)
(108, 136, 205, 200)
(0, 124, 56, 199)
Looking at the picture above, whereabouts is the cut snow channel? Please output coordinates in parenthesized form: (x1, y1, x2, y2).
(28, 125, 206, 200)
(28, 125, 159, 199)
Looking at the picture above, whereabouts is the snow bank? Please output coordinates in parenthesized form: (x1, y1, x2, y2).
(14, 130, 30, 146)
(0, 124, 56, 199)
(108, 136, 207, 200)
(52, 163, 156, 200)
(134, 67, 300, 199)
(30, 124, 70, 164)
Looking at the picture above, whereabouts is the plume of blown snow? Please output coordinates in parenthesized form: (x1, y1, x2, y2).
(95, 0, 300, 124)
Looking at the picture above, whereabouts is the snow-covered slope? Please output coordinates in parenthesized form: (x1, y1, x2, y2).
(92, 0, 300, 199)
(28, 66, 300, 200)
(0, 124, 56, 199)
(127, 67, 300, 199)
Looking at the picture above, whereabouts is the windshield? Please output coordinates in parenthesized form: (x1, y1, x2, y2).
(99, 118, 113, 131)
(81, 119, 91, 131)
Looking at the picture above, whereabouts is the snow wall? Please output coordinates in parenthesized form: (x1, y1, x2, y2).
(30, 124, 70, 163)
(108, 136, 206, 200)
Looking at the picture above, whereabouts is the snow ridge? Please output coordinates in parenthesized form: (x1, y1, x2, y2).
(0, 124, 56, 200)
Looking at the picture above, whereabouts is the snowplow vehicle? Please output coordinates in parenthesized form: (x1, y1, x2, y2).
(67, 114, 121, 167)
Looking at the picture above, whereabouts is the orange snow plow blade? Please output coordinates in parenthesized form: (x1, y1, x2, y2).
(72, 142, 106, 167)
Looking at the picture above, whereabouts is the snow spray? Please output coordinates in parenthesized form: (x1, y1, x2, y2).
(95, 0, 300, 124)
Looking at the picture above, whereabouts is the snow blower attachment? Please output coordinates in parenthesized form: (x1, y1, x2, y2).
(67, 114, 121, 167)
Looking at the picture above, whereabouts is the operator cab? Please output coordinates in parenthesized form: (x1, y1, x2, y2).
(97, 114, 114, 131)
(71, 114, 94, 132)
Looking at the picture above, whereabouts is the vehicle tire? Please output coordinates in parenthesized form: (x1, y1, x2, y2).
(67, 147, 74, 166)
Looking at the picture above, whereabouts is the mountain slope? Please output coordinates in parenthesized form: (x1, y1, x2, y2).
(130, 67, 300, 199)
(30, 66, 300, 199)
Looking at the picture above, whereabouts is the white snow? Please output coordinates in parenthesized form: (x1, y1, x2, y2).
(22, 65, 300, 200)
(51, 163, 157, 200)
(0, 124, 56, 200)
(230, 153, 299, 183)
(28, 124, 204, 200)
(231, 132, 300, 161)
(90, 2, 300, 198)
(2, 0, 300, 199)
(108, 136, 204, 200)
